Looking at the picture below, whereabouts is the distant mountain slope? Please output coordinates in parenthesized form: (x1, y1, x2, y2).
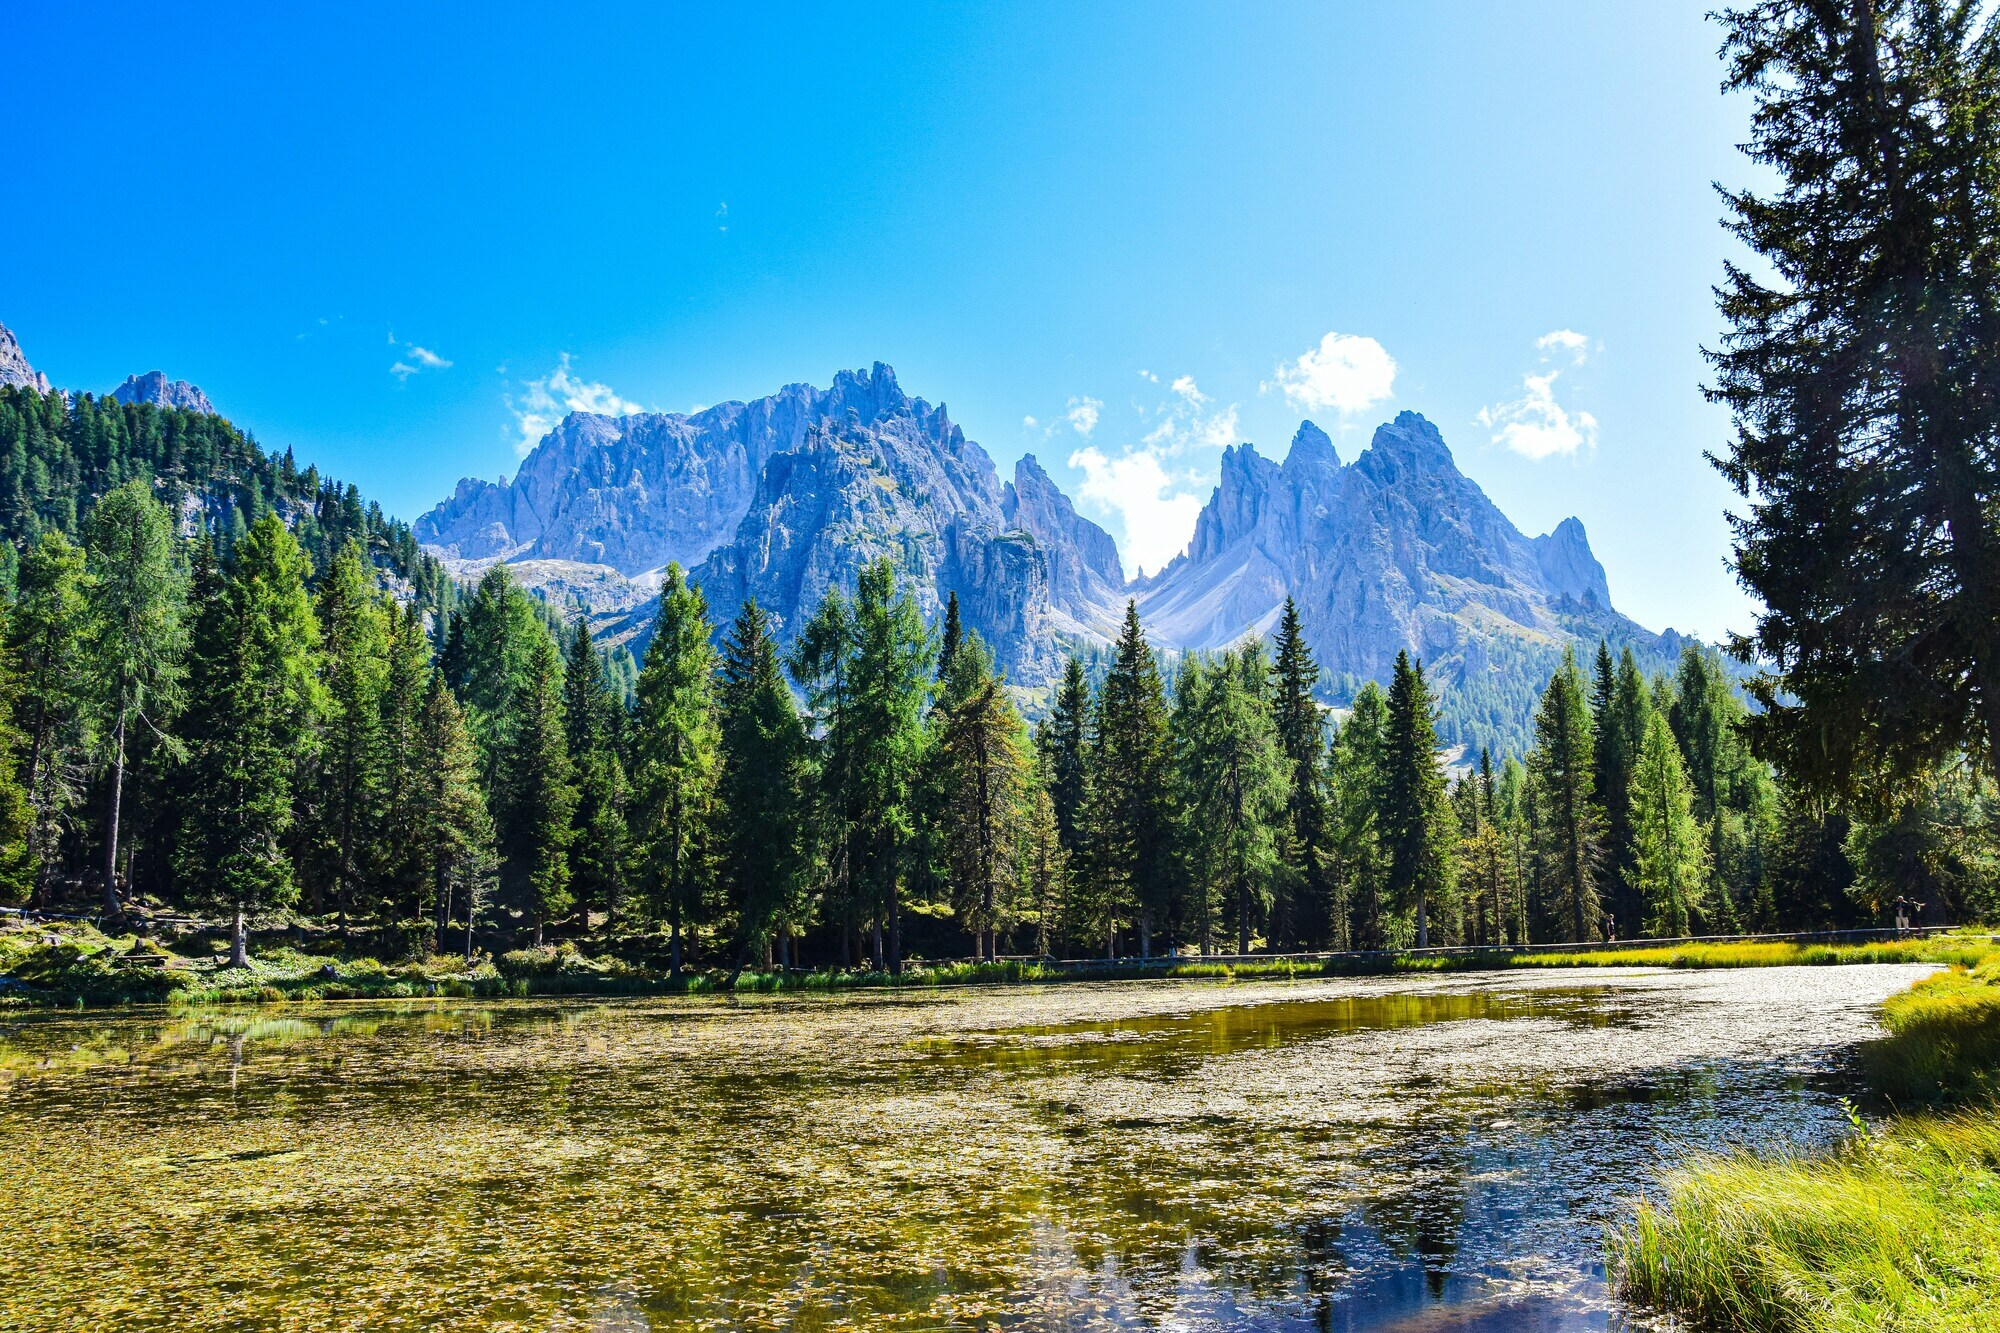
(0, 321, 50, 394)
(419, 365, 1127, 688)
(111, 371, 217, 416)
(1137, 411, 1680, 752)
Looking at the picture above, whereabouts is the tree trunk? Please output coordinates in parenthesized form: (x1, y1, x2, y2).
(1238, 875, 1250, 956)
(535, 913, 545, 948)
(889, 889, 902, 977)
(102, 710, 127, 920)
(1140, 907, 1152, 959)
(230, 902, 249, 968)
(1416, 894, 1428, 949)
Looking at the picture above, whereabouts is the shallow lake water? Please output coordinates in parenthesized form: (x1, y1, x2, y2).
(0, 964, 1935, 1331)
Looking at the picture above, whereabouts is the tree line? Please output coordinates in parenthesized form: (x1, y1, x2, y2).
(1, 465, 1989, 973)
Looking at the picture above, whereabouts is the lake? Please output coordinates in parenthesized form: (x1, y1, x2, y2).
(0, 964, 1933, 1331)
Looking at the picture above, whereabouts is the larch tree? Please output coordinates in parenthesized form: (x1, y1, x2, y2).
(1629, 711, 1709, 938)
(631, 564, 718, 974)
(82, 480, 187, 917)
(175, 517, 325, 967)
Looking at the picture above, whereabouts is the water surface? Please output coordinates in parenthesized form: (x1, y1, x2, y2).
(0, 964, 1931, 1331)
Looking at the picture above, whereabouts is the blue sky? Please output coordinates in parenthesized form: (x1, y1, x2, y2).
(6, 3, 1758, 639)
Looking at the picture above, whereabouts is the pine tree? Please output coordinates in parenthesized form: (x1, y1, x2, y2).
(716, 600, 810, 971)
(82, 481, 187, 917)
(1458, 750, 1507, 945)
(415, 672, 497, 958)
(932, 633, 1030, 960)
(1182, 646, 1292, 955)
(1040, 655, 1092, 862)
(790, 587, 860, 964)
(1529, 647, 1601, 941)
(1270, 598, 1334, 946)
(936, 590, 963, 681)
(175, 516, 324, 966)
(1084, 602, 1171, 957)
(631, 564, 718, 972)
(1380, 651, 1454, 948)
(563, 617, 630, 923)
(500, 629, 577, 945)
(1590, 642, 1637, 922)
(377, 603, 433, 921)
(448, 565, 541, 780)
(306, 541, 389, 931)
(1630, 711, 1708, 938)
(1019, 750, 1068, 957)
(1710, 2, 2000, 792)
(8, 530, 89, 899)
(846, 558, 933, 972)
(1331, 682, 1389, 949)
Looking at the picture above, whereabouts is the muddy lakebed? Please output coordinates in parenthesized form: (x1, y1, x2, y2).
(0, 963, 1935, 1331)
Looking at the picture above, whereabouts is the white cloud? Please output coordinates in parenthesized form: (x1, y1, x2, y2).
(1069, 446, 1206, 577)
(387, 334, 452, 380)
(506, 354, 644, 455)
(1170, 374, 1206, 404)
(1265, 331, 1397, 416)
(1478, 371, 1598, 459)
(1022, 414, 1039, 430)
(1133, 373, 1241, 457)
(1065, 396, 1102, 437)
(1477, 330, 1600, 459)
(1137, 369, 1159, 383)
(716, 201, 729, 233)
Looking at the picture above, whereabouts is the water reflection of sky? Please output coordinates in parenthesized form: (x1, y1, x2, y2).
(0, 966, 1929, 1330)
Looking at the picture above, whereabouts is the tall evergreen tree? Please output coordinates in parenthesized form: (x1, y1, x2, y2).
(931, 633, 1030, 959)
(1084, 601, 1171, 957)
(1183, 647, 1292, 954)
(1039, 655, 1092, 859)
(1710, 1, 2000, 793)
(8, 531, 89, 899)
(305, 541, 389, 931)
(846, 558, 933, 972)
(1630, 711, 1709, 938)
(500, 629, 577, 945)
(790, 588, 861, 965)
(1270, 598, 1334, 946)
(376, 603, 433, 921)
(563, 617, 630, 923)
(175, 516, 324, 965)
(82, 481, 186, 917)
(1331, 682, 1389, 949)
(936, 590, 964, 681)
(1380, 651, 1454, 948)
(715, 600, 810, 971)
(631, 564, 718, 972)
(1020, 748, 1068, 957)
(1590, 641, 1639, 923)
(1529, 647, 1601, 941)
(414, 672, 496, 957)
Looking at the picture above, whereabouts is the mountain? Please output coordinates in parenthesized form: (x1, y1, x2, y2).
(1137, 411, 1675, 752)
(417, 364, 1126, 687)
(111, 371, 217, 416)
(0, 321, 50, 394)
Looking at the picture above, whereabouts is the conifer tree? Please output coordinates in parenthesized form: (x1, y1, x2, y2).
(1183, 646, 1292, 955)
(631, 564, 718, 972)
(563, 617, 630, 923)
(414, 673, 496, 956)
(1019, 749, 1068, 957)
(1458, 750, 1507, 945)
(448, 565, 541, 778)
(846, 558, 933, 972)
(501, 629, 577, 945)
(1270, 598, 1333, 946)
(716, 600, 810, 971)
(932, 633, 1030, 960)
(1330, 682, 1389, 948)
(1529, 647, 1601, 941)
(82, 481, 186, 917)
(8, 531, 89, 898)
(1380, 651, 1454, 947)
(306, 541, 389, 930)
(790, 588, 861, 964)
(1040, 655, 1092, 860)
(1590, 642, 1637, 920)
(376, 603, 433, 920)
(1496, 756, 1532, 944)
(937, 590, 963, 681)
(0, 612, 37, 904)
(1084, 601, 1171, 957)
(175, 516, 324, 966)
(1630, 711, 1708, 938)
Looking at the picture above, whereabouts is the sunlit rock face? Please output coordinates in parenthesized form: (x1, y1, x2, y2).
(0, 321, 49, 394)
(112, 371, 218, 416)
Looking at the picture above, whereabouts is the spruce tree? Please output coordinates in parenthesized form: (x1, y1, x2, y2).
(1270, 598, 1333, 946)
(1040, 655, 1092, 860)
(1710, 2, 2000, 792)
(500, 629, 577, 946)
(175, 516, 324, 966)
(81, 481, 186, 918)
(931, 633, 1030, 960)
(631, 564, 718, 972)
(790, 589, 861, 964)
(1330, 682, 1389, 949)
(377, 603, 433, 921)
(1590, 641, 1638, 923)
(1084, 601, 1171, 957)
(1529, 647, 1601, 941)
(0, 611, 37, 904)
(563, 617, 630, 924)
(415, 672, 496, 957)
(847, 558, 933, 972)
(1183, 647, 1291, 955)
(8, 531, 89, 899)
(1630, 711, 1708, 938)
(306, 541, 389, 931)
(937, 590, 964, 681)
(1380, 651, 1454, 948)
(1019, 750, 1068, 957)
(716, 600, 810, 971)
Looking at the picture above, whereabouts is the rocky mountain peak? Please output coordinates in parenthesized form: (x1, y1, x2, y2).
(0, 321, 51, 394)
(1533, 515, 1613, 610)
(112, 371, 217, 416)
(1284, 420, 1340, 473)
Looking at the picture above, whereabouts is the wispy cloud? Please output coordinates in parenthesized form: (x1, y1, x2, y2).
(1068, 445, 1207, 578)
(388, 332, 453, 381)
(1265, 331, 1397, 416)
(506, 354, 643, 455)
(1478, 330, 1598, 459)
(716, 201, 729, 233)
(1065, 395, 1102, 437)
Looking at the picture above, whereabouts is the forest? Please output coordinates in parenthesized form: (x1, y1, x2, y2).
(0, 378, 1990, 977)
